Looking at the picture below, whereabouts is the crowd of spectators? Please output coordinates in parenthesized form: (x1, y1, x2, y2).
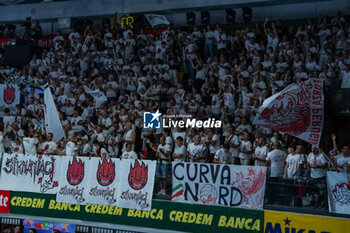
(0, 11, 349, 207)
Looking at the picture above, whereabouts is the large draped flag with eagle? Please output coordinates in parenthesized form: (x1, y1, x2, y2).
(253, 79, 324, 148)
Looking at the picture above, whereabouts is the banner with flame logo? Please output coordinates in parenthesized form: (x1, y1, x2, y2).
(253, 79, 324, 148)
(115, 159, 156, 211)
(85, 157, 120, 206)
(0, 153, 61, 194)
(327, 171, 350, 215)
(172, 162, 267, 210)
(56, 156, 90, 205)
(0, 84, 20, 112)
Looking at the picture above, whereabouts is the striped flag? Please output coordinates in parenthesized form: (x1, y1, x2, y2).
(172, 184, 184, 199)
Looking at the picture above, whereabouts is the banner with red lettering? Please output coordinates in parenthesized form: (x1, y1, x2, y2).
(0, 154, 61, 194)
(115, 159, 156, 211)
(56, 156, 90, 205)
(85, 158, 121, 206)
(253, 79, 324, 148)
(172, 162, 267, 210)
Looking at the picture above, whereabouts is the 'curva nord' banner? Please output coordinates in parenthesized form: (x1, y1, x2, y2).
(172, 162, 267, 209)
(0, 154, 61, 194)
(253, 79, 324, 148)
(115, 159, 156, 211)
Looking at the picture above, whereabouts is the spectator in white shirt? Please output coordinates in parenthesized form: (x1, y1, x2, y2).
(213, 143, 232, 164)
(172, 136, 186, 162)
(65, 134, 78, 156)
(121, 143, 138, 159)
(266, 141, 287, 178)
(156, 136, 171, 195)
(252, 137, 269, 166)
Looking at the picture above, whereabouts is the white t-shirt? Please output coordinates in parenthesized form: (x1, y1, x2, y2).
(334, 154, 350, 173)
(22, 137, 38, 154)
(286, 154, 303, 178)
(157, 144, 171, 160)
(239, 140, 252, 159)
(66, 141, 78, 156)
(307, 152, 328, 178)
(216, 33, 227, 49)
(187, 143, 207, 163)
(173, 145, 186, 162)
(214, 148, 232, 163)
(40, 141, 57, 154)
(71, 116, 84, 133)
(208, 134, 220, 154)
(121, 151, 138, 160)
(254, 145, 269, 166)
(266, 149, 287, 177)
(205, 31, 214, 44)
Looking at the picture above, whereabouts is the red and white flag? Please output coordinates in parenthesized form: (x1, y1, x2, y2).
(253, 79, 324, 148)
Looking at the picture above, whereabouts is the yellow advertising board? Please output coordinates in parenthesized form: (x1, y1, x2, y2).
(264, 210, 350, 233)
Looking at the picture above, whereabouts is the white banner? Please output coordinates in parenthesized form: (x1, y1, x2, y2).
(253, 79, 324, 148)
(0, 84, 20, 111)
(44, 87, 65, 142)
(56, 156, 90, 205)
(144, 14, 170, 27)
(0, 153, 61, 194)
(115, 159, 156, 211)
(327, 171, 350, 215)
(172, 162, 267, 210)
(84, 86, 107, 108)
(85, 158, 120, 206)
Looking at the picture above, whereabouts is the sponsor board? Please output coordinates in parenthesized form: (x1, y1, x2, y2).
(0, 190, 10, 213)
(9, 191, 263, 233)
(264, 210, 350, 233)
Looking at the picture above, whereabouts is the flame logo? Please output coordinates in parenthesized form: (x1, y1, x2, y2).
(4, 85, 15, 105)
(67, 157, 85, 186)
(97, 159, 115, 186)
(128, 160, 148, 190)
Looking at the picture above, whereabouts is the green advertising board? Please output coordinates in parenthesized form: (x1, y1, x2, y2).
(9, 191, 263, 233)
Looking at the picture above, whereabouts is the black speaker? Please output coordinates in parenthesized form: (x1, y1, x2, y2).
(186, 12, 196, 25)
(242, 7, 252, 23)
(4, 44, 42, 68)
(201, 11, 210, 25)
(225, 8, 236, 24)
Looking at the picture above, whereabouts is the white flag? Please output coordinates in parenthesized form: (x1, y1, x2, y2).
(327, 171, 350, 215)
(144, 14, 170, 28)
(84, 85, 107, 108)
(253, 79, 324, 148)
(44, 87, 65, 142)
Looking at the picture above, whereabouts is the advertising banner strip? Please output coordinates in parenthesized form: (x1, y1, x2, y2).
(9, 191, 264, 233)
(264, 210, 350, 233)
(172, 162, 267, 210)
